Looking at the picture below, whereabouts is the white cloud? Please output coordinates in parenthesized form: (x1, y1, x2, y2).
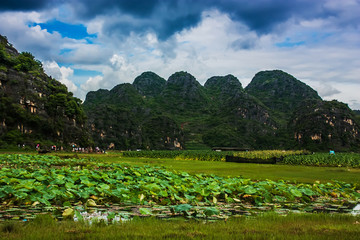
(65, 43, 111, 65)
(43, 61, 78, 93)
(74, 9, 360, 110)
(1, 7, 359, 110)
(323, 82, 360, 110)
(80, 75, 104, 92)
(77, 54, 138, 100)
(0, 11, 64, 60)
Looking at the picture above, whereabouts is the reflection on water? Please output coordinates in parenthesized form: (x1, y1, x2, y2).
(1, 202, 359, 222)
(352, 204, 360, 215)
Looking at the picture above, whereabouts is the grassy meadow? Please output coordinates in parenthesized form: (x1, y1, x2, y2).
(1, 213, 360, 240)
(58, 151, 360, 184)
(106, 155, 360, 184)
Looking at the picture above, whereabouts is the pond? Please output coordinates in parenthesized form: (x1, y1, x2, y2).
(1, 201, 358, 223)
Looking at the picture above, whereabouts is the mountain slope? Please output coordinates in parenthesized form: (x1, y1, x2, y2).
(290, 100, 360, 151)
(245, 70, 322, 115)
(157, 71, 210, 115)
(133, 71, 166, 98)
(83, 83, 184, 150)
(0, 35, 90, 149)
(2, 35, 358, 151)
(83, 70, 360, 151)
(202, 75, 281, 149)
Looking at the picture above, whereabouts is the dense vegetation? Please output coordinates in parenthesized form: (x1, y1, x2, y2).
(1, 153, 359, 238)
(122, 150, 230, 161)
(1, 34, 359, 152)
(1, 32, 360, 239)
(120, 150, 360, 168)
(0, 35, 90, 149)
(84, 70, 360, 151)
(283, 152, 360, 168)
(122, 150, 306, 162)
(290, 100, 360, 151)
(1, 154, 359, 209)
(245, 70, 322, 115)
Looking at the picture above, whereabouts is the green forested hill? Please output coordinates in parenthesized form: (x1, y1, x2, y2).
(1, 34, 359, 151)
(289, 100, 360, 151)
(245, 70, 322, 114)
(0, 35, 90, 149)
(83, 81, 184, 150)
(133, 71, 166, 98)
(84, 70, 360, 151)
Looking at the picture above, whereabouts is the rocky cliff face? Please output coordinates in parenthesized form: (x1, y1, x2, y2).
(290, 100, 360, 151)
(0, 35, 90, 149)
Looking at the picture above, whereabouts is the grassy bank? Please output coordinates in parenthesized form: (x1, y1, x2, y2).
(1, 151, 360, 184)
(1, 213, 359, 240)
(99, 154, 360, 184)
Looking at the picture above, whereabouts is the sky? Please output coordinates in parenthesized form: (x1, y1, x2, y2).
(0, 0, 359, 109)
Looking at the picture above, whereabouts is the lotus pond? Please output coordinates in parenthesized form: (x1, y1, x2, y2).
(0, 154, 359, 223)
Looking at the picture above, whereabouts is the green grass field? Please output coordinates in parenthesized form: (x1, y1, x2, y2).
(3, 150, 359, 183)
(1, 213, 360, 240)
(77, 153, 360, 184)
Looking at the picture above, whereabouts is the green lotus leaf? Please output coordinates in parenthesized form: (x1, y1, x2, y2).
(139, 208, 152, 215)
(86, 199, 97, 207)
(301, 188, 315, 196)
(172, 204, 193, 213)
(290, 189, 303, 198)
(204, 207, 220, 216)
(245, 186, 257, 195)
(62, 208, 74, 218)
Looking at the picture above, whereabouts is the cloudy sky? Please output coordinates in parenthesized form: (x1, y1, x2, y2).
(0, 0, 359, 109)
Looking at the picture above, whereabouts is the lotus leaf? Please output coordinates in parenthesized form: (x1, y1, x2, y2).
(139, 208, 152, 215)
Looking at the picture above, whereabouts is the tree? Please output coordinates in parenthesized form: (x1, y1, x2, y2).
(14, 52, 42, 72)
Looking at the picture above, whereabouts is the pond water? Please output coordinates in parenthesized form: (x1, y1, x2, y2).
(352, 204, 360, 215)
(1, 201, 359, 223)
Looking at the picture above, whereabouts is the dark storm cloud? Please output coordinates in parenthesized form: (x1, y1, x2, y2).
(158, 13, 201, 40)
(66, 0, 337, 39)
(0, 0, 354, 40)
(0, 0, 54, 11)
(70, 0, 204, 40)
(216, 0, 329, 32)
(72, 0, 161, 18)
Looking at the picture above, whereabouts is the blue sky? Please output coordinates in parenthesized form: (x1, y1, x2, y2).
(0, 0, 359, 109)
(30, 20, 97, 40)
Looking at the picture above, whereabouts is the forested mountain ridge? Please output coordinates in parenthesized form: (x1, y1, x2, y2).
(1, 34, 359, 151)
(0, 35, 90, 149)
(290, 100, 360, 151)
(83, 81, 184, 150)
(245, 70, 322, 115)
(84, 70, 360, 151)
